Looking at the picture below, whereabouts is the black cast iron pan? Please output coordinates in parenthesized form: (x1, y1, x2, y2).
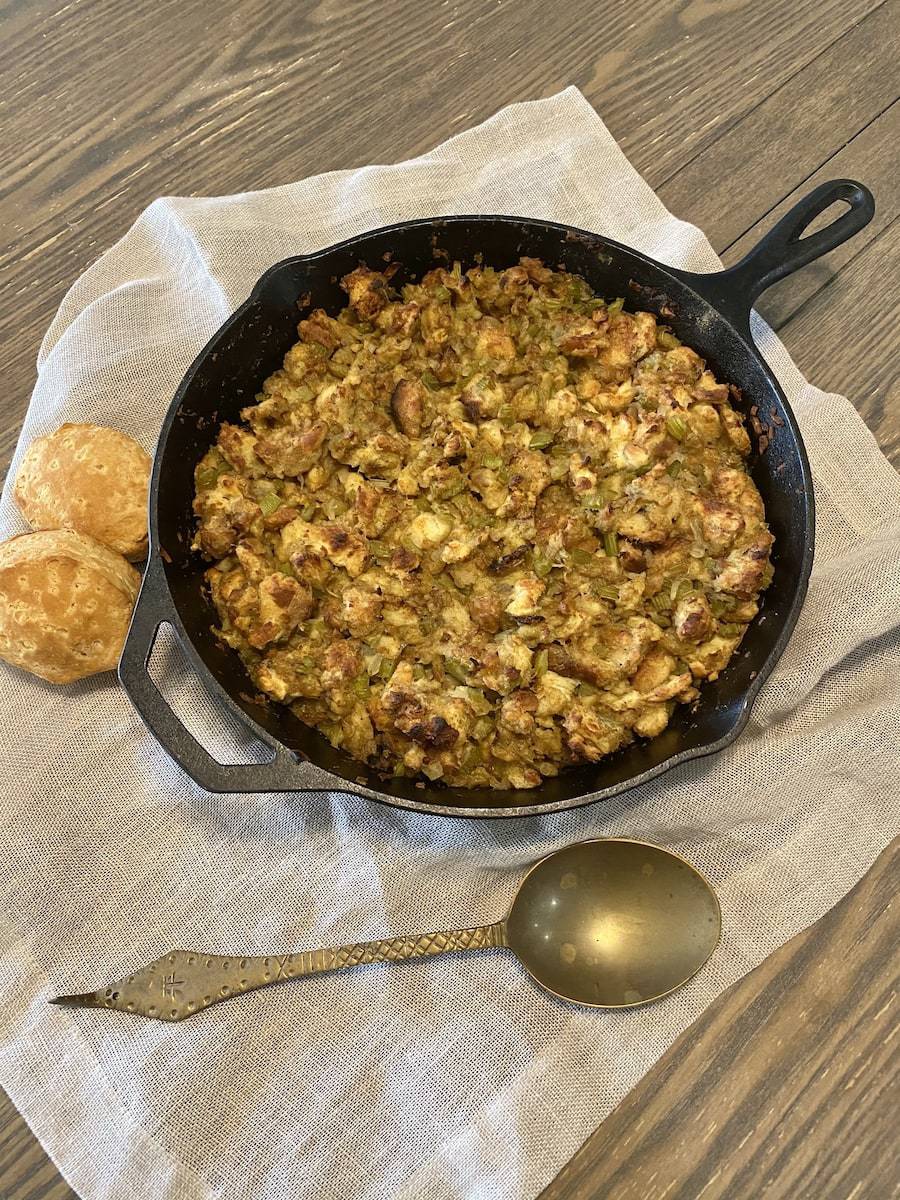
(119, 180, 874, 817)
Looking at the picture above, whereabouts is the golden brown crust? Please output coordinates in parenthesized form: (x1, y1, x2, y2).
(193, 259, 773, 788)
(14, 423, 151, 560)
(0, 530, 141, 684)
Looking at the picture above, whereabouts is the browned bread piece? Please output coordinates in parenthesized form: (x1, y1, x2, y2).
(0, 530, 141, 684)
(14, 423, 151, 560)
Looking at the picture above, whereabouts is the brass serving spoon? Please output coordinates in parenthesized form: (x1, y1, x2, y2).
(50, 839, 720, 1021)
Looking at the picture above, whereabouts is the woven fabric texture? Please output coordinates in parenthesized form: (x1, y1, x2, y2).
(1, 88, 898, 1200)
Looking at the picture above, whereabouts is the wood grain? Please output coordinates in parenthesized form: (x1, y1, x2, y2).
(0, 1087, 76, 1200)
(539, 839, 900, 1200)
(778, 216, 900, 464)
(658, 0, 900, 252)
(0, 1, 897, 1198)
(0, 0, 883, 475)
(723, 102, 900, 330)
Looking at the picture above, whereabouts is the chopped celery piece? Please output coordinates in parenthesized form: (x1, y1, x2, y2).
(529, 430, 554, 450)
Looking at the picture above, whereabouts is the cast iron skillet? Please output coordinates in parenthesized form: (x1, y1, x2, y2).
(119, 180, 874, 818)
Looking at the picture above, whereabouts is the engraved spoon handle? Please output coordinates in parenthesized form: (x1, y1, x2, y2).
(50, 923, 508, 1022)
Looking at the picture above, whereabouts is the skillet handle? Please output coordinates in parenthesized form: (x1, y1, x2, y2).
(118, 558, 305, 793)
(684, 179, 874, 332)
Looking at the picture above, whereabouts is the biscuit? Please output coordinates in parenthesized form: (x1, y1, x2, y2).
(14, 423, 151, 560)
(0, 530, 141, 684)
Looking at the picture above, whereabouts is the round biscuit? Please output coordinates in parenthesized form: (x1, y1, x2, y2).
(14, 423, 151, 560)
(0, 530, 141, 684)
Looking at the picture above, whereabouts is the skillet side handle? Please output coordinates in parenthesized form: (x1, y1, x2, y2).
(686, 180, 874, 332)
(118, 558, 305, 794)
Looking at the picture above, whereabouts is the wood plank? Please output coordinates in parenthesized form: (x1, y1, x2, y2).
(0, 0, 881, 476)
(776, 215, 900, 465)
(2, 0, 881, 214)
(721, 102, 900, 331)
(0, 1088, 75, 1200)
(540, 838, 900, 1200)
(659, 0, 899, 251)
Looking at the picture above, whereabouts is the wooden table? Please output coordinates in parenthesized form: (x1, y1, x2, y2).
(1, 2, 897, 1196)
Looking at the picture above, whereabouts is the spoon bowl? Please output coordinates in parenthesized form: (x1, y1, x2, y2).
(506, 839, 721, 1007)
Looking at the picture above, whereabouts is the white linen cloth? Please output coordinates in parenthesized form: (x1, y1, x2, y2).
(1, 88, 898, 1200)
